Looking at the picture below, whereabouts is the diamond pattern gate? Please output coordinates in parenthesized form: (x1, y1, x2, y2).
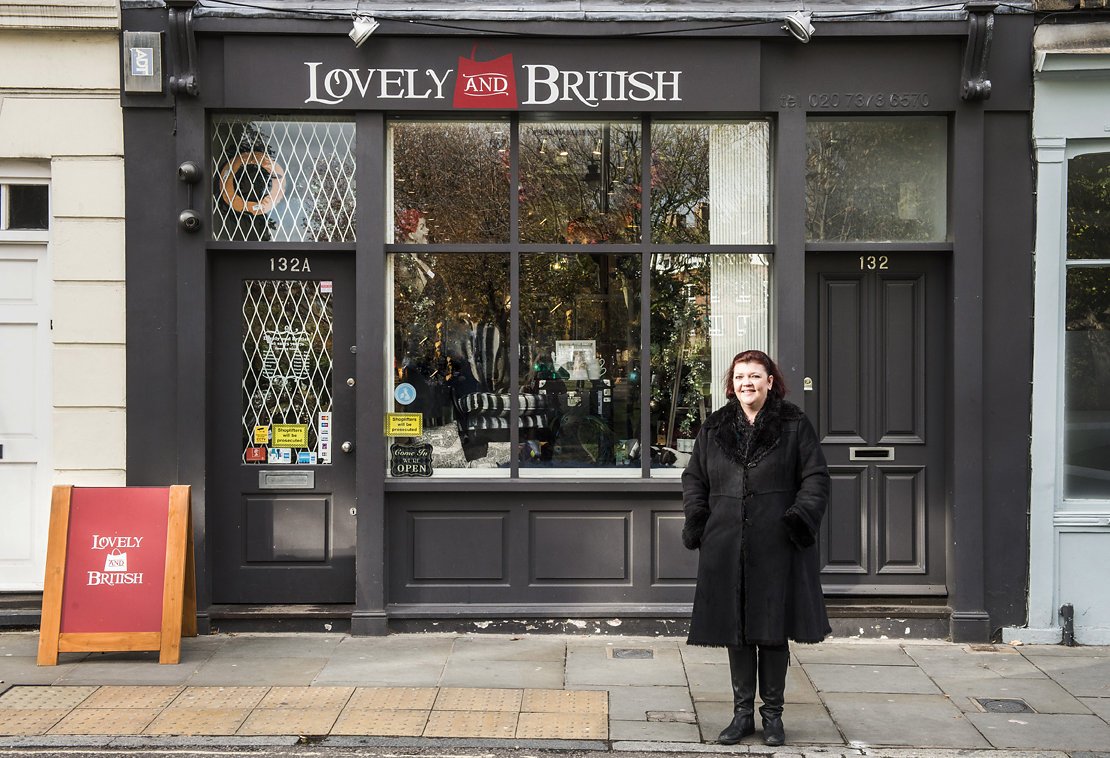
(210, 252, 356, 603)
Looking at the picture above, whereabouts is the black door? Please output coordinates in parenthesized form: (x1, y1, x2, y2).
(805, 252, 947, 595)
(210, 252, 355, 603)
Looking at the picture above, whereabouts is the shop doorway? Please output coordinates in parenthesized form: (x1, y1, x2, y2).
(805, 252, 948, 595)
(210, 252, 356, 603)
(0, 243, 51, 590)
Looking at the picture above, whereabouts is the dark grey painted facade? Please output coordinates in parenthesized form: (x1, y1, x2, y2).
(120, 1, 1034, 641)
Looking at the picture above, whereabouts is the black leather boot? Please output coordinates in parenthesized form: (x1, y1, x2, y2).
(717, 644, 756, 744)
(757, 645, 789, 746)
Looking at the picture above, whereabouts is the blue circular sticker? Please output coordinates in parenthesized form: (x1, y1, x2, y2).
(394, 382, 417, 406)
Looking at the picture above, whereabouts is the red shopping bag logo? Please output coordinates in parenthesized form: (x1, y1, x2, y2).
(453, 45, 518, 109)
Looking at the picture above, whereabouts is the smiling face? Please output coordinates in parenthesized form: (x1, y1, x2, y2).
(732, 360, 773, 420)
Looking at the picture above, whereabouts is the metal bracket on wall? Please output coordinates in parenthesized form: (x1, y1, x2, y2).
(961, 1, 996, 101)
(168, 0, 199, 96)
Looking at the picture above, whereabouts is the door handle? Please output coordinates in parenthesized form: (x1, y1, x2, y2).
(341, 441, 353, 453)
(849, 446, 894, 461)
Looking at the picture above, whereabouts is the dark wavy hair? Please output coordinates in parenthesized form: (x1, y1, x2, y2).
(723, 350, 788, 402)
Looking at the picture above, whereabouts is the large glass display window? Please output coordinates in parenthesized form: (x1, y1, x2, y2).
(1064, 151, 1110, 499)
(386, 117, 772, 477)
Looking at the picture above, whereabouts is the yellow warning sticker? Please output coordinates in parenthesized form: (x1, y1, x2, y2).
(253, 425, 270, 445)
(272, 424, 309, 447)
(385, 413, 423, 437)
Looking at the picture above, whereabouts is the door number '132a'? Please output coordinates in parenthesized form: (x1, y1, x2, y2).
(860, 255, 889, 270)
(270, 256, 311, 273)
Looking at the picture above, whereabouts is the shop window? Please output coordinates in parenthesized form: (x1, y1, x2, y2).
(805, 118, 947, 242)
(1, 184, 49, 230)
(520, 122, 641, 244)
(211, 116, 355, 243)
(651, 122, 770, 244)
(1064, 152, 1110, 499)
(390, 252, 511, 473)
(389, 120, 510, 243)
(649, 253, 770, 474)
(518, 252, 641, 472)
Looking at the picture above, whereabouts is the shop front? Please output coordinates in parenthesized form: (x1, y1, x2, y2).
(120, 1, 1035, 641)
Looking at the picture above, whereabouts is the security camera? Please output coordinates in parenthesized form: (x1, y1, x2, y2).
(177, 161, 201, 184)
(179, 209, 202, 232)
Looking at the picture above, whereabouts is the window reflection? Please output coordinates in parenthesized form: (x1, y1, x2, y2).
(520, 122, 641, 244)
(389, 121, 510, 244)
(806, 118, 947, 242)
(519, 253, 641, 470)
(651, 122, 770, 244)
(649, 253, 769, 474)
(391, 252, 511, 472)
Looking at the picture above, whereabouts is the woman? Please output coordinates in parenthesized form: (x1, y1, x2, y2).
(681, 350, 831, 747)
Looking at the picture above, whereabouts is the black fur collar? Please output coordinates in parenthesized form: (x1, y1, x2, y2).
(705, 396, 802, 467)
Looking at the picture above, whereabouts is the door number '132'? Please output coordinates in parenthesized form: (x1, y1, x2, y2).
(860, 255, 889, 270)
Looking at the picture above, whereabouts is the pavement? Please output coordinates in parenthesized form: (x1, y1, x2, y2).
(0, 631, 1108, 756)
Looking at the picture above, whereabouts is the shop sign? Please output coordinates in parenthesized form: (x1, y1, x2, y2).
(224, 38, 759, 113)
(385, 412, 423, 437)
(390, 443, 433, 477)
(272, 424, 308, 447)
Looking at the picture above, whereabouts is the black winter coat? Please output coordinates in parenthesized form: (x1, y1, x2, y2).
(681, 397, 831, 646)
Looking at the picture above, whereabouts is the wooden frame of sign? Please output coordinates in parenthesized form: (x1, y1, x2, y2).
(37, 485, 197, 665)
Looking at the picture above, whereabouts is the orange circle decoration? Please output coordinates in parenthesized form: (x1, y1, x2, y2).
(218, 151, 286, 215)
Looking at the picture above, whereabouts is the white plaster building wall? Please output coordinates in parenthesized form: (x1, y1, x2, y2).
(1004, 29, 1110, 645)
(0, 2, 124, 590)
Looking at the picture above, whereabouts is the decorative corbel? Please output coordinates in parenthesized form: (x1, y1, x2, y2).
(168, 0, 200, 96)
(961, 1, 997, 101)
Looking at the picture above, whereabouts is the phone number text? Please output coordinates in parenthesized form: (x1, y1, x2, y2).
(779, 93, 932, 109)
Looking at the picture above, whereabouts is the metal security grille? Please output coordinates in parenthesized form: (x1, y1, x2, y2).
(212, 116, 356, 242)
(241, 280, 334, 462)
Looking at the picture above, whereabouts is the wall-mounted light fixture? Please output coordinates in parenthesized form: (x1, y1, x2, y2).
(349, 14, 379, 47)
(783, 10, 815, 43)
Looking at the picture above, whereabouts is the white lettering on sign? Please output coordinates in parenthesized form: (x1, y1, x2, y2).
(90, 534, 144, 550)
(305, 62, 452, 105)
(304, 61, 681, 107)
(87, 571, 145, 586)
(522, 65, 682, 108)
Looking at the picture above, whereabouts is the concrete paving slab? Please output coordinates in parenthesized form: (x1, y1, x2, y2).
(0, 634, 43, 656)
(1018, 645, 1110, 657)
(168, 685, 269, 710)
(679, 645, 729, 665)
(966, 712, 1110, 751)
(793, 644, 915, 666)
(346, 686, 438, 711)
(434, 687, 522, 712)
(566, 643, 687, 686)
(685, 661, 733, 702)
(905, 645, 1046, 679)
(79, 685, 183, 708)
(517, 711, 607, 739)
(330, 708, 429, 736)
(423, 709, 517, 738)
(312, 656, 446, 687)
(258, 685, 353, 709)
(610, 717, 702, 742)
(693, 699, 843, 746)
(451, 636, 567, 662)
(804, 664, 940, 694)
(187, 655, 328, 686)
(0, 685, 97, 709)
(440, 657, 565, 689)
(1024, 655, 1110, 698)
(143, 706, 251, 735)
(933, 675, 1090, 714)
(55, 656, 203, 686)
(822, 693, 990, 748)
(0, 658, 74, 686)
(522, 687, 608, 714)
(328, 634, 457, 661)
(0, 708, 70, 736)
(598, 685, 695, 721)
(1079, 697, 1110, 722)
(48, 707, 161, 735)
(237, 706, 342, 735)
